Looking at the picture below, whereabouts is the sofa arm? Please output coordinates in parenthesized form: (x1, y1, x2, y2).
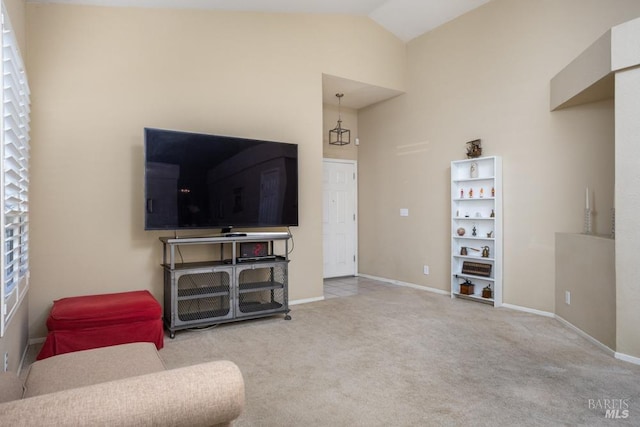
(0, 360, 245, 427)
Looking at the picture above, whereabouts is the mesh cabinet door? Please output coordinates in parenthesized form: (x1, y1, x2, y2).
(236, 264, 287, 317)
(174, 269, 234, 327)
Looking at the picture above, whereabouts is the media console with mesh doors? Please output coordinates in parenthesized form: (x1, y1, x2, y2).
(160, 232, 291, 338)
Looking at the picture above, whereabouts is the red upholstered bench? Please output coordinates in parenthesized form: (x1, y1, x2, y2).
(37, 290, 164, 360)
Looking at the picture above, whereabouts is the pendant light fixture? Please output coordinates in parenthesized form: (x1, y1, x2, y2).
(329, 93, 350, 146)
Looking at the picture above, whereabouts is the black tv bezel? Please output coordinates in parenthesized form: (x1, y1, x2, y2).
(143, 127, 299, 231)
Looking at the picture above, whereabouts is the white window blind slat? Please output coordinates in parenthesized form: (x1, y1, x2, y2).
(0, 1, 30, 336)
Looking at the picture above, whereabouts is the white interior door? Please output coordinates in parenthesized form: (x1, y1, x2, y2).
(323, 159, 357, 278)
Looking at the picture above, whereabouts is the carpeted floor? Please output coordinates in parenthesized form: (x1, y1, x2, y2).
(158, 277, 640, 426)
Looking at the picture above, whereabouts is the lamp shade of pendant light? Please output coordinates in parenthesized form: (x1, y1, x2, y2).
(329, 93, 350, 146)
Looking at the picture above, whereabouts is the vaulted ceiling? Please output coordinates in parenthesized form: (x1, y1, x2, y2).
(35, 0, 492, 42)
(33, 0, 493, 108)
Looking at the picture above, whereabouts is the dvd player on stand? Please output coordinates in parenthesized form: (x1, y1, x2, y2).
(237, 255, 277, 263)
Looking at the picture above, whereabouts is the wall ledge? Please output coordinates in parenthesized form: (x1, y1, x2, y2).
(550, 16, 640, 111)
(550, 30, 612, 111)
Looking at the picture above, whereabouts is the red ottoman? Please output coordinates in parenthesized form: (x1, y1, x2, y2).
(37, 290, 164, 360)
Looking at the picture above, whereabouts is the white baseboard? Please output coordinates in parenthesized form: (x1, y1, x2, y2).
(290, 296, 324, 305)
(23, 279, 640, 367)
(615, 351, 640, 365)
(357, 273, 450, 296)
(29, 337, 46, 345)
(18, 340, 31, 376)
(317, 276, 640, 366)
(549, 316, 640, 366)
(501, 303, 555, 318)
(554, 315, 615, 357)
(357, 276, 640, 365)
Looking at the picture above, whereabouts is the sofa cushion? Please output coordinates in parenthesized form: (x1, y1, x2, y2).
(0, 360, 245, 426)
(24, 342, 165, 398)
(0, 372, 24, 403)
(46, 290, 161, 330)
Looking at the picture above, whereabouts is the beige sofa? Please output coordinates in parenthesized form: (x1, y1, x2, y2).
(0, 342, 245, 426)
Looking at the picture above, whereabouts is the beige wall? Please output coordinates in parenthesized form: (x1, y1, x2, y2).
(615, 61, 640, 358)
(26, 4, 405, 338)
(323, 104, 358, 161)
(357, 0, 640, 313)
(16, 0, 640, 359)
(555, 233, 615, 350)
(549, 15, 640, 362)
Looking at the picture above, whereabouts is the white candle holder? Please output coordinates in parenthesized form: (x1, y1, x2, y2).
(610, 208, 615, 239)
(583, 208, 593, 235)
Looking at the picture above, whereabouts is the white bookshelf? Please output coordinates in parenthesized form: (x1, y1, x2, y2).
(450, 156, 502, 306)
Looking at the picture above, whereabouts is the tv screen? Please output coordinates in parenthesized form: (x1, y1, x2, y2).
(144, 128, 298, 230)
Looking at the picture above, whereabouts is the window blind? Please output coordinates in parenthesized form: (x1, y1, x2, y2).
(1, 2, 30, 337)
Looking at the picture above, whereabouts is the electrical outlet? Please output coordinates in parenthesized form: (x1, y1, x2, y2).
(565, 291, 571, 305)
(3, 352, 7, 372)
(423, 265, 429, 275)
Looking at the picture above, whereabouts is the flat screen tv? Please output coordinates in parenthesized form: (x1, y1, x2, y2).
(144, 128, 298, 231)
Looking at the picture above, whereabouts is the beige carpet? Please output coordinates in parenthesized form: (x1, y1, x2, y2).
(159, 278, 640, 426)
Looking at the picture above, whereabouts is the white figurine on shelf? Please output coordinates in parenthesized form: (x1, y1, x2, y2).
(470, 162, 478, 178)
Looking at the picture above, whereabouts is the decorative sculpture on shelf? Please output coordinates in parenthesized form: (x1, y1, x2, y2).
(460, 246, 480, 256)
(460, 279, 475, 295)
(466, 139, 482, 158)
(482, 285, 492, 299)
(470, 161, 478, 178)
(481, 246, 490, 258)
